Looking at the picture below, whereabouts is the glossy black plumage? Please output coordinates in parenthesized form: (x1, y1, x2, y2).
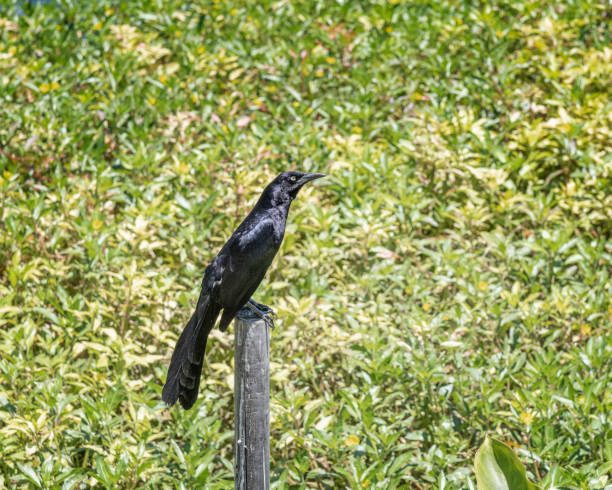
(162, 171, 325, 409)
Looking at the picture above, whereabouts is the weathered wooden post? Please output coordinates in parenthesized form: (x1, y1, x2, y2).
(234, 312, 270, 490)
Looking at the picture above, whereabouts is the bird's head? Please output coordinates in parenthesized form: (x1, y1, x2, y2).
(265, 171, 326, 205)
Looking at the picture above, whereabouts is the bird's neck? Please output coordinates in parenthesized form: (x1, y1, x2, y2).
(259, 187, 293, 211)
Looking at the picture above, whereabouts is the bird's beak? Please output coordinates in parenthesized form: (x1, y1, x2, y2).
(299, 173, 326, 185)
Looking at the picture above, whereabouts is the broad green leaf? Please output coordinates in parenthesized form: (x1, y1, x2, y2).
(17, 465, 42, 488)
(475, 437, 539, 490)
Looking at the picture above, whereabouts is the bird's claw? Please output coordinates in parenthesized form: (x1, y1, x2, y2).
(263, 314, 275, 330)
(244, 299, 276, 329)
(248, 299, 277, 317)
(262, 309, 277, 320)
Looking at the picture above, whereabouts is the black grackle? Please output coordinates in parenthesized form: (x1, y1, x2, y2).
(162, 171, 325, 409)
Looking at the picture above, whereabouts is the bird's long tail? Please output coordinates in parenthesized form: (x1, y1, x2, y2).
(162, 294, 220, 409)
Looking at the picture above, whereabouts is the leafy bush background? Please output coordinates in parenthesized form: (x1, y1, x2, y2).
(0, 0, 610, 488)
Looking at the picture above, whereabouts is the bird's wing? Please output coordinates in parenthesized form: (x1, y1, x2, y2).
(217, 217, 277, 284)
(231, 217, 276, 255)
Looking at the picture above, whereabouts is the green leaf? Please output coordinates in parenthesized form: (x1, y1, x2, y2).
(94, 456, 113, 486)
(17, 464, 42, 488)
(175, 192, 192, 211)
(32, 307, 60, 325)
(475, 437, 539, 490)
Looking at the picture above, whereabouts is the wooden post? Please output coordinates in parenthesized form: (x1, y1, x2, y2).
(234, 314, 270, 490)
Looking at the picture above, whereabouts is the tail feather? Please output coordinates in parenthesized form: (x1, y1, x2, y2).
(162, 294, 220, 409)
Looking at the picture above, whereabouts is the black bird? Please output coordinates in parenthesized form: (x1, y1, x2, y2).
(162, 171, 325, 409)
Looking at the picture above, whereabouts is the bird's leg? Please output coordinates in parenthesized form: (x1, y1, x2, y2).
(238, 299, 275, 329)
(248, 298, 277, 318)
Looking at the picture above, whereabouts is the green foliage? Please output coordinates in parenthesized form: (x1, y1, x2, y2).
(0, 0, 610, 488)
(475, 437, 539, 490)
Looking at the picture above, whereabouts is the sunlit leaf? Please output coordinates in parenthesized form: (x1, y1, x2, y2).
(475, 437, 539, 490)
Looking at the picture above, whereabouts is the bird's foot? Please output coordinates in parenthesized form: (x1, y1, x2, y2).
(240, 299, 276, 329)
(248, 298, 277, 319)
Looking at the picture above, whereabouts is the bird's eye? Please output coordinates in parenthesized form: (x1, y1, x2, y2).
(290, 176, 297, 182)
